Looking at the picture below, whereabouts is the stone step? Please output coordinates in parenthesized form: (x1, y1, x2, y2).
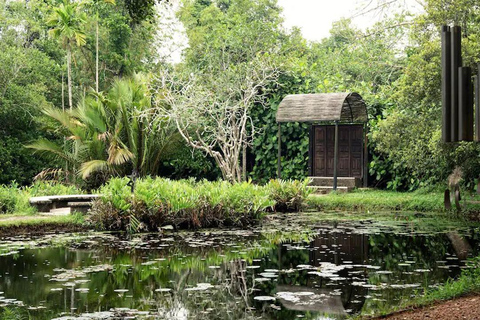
(67, 201, 92, 207)
(309, 177, 360, 188)
(67, 202, 92, 213)
(308, 186, 351, 194)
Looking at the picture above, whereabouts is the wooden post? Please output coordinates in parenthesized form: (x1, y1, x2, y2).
(475, 68, 480, 142)
(277, 123, 282, 179)
(333, 121, 339, 191)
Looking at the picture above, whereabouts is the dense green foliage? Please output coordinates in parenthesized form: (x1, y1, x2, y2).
(175, 0, 413, 186)
(0, 182, 82, 215)
(371, 0, 480, 190)
(0, 0, 161, 185)
(3, 0, 480, 191)
(88, 177, 311, 231)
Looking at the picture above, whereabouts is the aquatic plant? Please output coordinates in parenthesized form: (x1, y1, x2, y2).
(266, 178, 312, 212)
(88, 177, 310, 231)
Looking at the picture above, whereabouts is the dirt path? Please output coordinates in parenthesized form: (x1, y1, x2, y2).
(377, 294, 480, 320)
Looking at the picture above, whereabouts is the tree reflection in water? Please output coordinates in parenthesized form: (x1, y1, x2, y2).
(0, 222, 478, 319)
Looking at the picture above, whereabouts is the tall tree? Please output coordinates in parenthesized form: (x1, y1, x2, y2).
(84, 0, 116, 93)
(0, 0, 63, 185)
(47, 0, 87, 109)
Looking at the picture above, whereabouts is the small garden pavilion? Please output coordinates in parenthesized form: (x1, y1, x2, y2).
(276, 93, 369, 190)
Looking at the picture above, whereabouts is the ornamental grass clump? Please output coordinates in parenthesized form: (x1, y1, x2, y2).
(89, 177, 307, 231)
(266, 179, 312, 212)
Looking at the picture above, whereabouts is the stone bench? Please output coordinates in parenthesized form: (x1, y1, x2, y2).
(29, 194, 101, 213)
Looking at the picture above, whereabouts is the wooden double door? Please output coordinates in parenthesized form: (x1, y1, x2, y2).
(312, 125, 363, 178)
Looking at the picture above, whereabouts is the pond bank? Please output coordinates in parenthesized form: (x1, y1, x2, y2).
(307, 189, 480, 216)
(374, 293, 480, 320)
(0, 214, 87, 237)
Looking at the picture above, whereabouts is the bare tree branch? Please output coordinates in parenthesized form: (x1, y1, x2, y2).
(154, 57, 279, 183)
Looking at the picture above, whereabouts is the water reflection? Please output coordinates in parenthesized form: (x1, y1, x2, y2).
(0, 221, 478, 319)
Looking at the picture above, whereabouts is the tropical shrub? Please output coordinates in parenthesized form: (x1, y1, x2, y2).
(0, 185, 19, 214)
(28, 181, 83, 197)
(88, 177, 310, 231)
(28, 74, 178, 188)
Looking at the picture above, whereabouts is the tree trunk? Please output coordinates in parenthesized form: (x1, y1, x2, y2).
(67, 48, 73, 110)
(242, 144, 247, 182)
(61, 72, 65, 112)
(95, 16, 99, 93)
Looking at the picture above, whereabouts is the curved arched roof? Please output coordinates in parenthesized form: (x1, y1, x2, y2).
(276, 93, 368, 123)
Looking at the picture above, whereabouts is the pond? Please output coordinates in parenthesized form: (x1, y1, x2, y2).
(0, 215, 479, 319)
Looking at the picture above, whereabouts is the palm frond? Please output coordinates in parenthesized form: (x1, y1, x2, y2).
(80, 160, 110, 179)
(42, 107, 73, 129)
(107, 145, 134, 165)
(26, 139, 76, 164)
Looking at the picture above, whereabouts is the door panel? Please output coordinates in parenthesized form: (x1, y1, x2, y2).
(350, 126, 363, 177)
(314, 126, 327, 176)
(313, 125, 363, 178)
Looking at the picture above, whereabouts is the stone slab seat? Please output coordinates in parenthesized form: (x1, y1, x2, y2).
(67, 202, 93, 214)
(29, 194, 101, 212)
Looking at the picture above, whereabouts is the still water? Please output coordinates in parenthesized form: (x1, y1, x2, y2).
(0, 218, 478, 319)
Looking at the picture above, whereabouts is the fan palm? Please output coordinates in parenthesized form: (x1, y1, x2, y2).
(28, 74, 179, 184)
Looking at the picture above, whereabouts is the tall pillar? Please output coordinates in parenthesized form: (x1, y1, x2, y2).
(451, 26, 462, 142)
(459, 67, 473, 141)
(441, 25, 452, 142)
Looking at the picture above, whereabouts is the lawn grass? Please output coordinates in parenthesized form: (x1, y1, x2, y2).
(0, 213, 86, 237)
(0, 213, 84, 227)
(307, 189, 445, 212)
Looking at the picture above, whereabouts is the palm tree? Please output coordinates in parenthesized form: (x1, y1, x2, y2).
(82, 73, 179, 179)
(26, 97, 113, 184)
(27, 74, 179, 184)
(47, 0, 87, 110)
